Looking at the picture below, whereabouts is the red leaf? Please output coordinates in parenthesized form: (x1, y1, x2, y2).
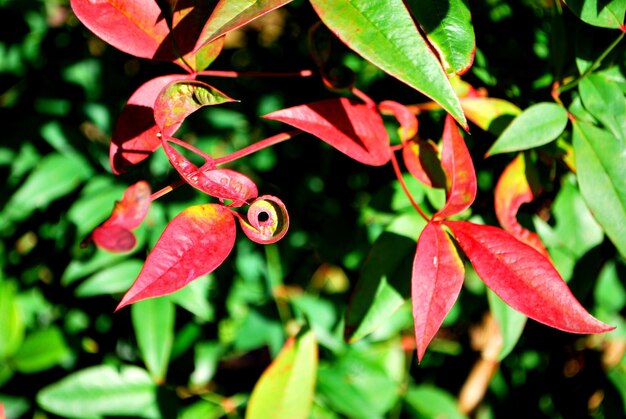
(434, 115, 477, 220)
(70, 0, 211, 67)
(116, 204, 236, 309)
(402, 139, 446, 188)
(378, 100, 418, 142)
(494, 153, 550, 258)
(444, 220, 614, 334)
(412, 221, 464, 362)
(263, 98, 391, 166)
(161, 136, 258, 205)
(236, 195, 289, 244)
(110, 75, 188, 174)
(91, 181, 152, 252)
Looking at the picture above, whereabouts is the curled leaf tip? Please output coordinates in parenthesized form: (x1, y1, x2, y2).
(236, 195, 289, 244)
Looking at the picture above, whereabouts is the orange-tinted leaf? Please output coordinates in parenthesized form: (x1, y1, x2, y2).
(263, 98, 390, 166)
(434, 115, 477, 220)
(236, 195, 289, 244)
(494, 154, 549, 258)
(110, 75, 188, 174)
(379, 100, 418, 141)
(444, 220, 614, 334)
(460, 97, 521, 134)
(402, 139, 446, 188)
(91, 181, 152, 253)
(412, 222, 464, 362)
(195, 0, 293, 49)
(154, 80, 236, 134)
(161, 136, 258, 205)
(193, 36, 225, 71)
(116, 204, 236, 309)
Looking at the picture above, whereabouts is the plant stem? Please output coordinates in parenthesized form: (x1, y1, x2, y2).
(214, 130, 302, 166)
(390, 151, 430, 222)
(165, 135, 214, 161)
(556, 31, 625, 93)
(351, 86, 377, 108)
(197, 69, 314, 78)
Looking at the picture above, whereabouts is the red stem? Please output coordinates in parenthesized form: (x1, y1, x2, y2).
(390, 151, 430, 222)
(351, 87, 377, 108)
(214, 130, 302, 166)
(197, 69, 314, 78)
(165, 135, 213, 161)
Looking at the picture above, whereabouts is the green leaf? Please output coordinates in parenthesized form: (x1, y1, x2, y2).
(405, 0, 475, 75)
(309, 0, 467, 128)
(167, 275, 215, 322)
(131, 298, 175, 383)
(460, 97, 521, 134)
(572, 121, 626, 257)
(404, 385, 467, 419)
(486, 103, 568, 156)
(564, 0, 626, 29)
(345, 232, 416, 342)
(579, 73, 626, 142)
(246, 331, 318, 419)
(594, 261, 626, 313)
(13, 326, 71, 374)
(74, 260, 143, 297)
(487, 289, 527, 361)
(0, 279, 24, 359)
(37, 365, 159, 419)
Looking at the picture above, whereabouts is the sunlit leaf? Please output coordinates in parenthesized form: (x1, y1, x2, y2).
(0, 280, 24, 359)
(459, 97, 521, 134)
(236, 195, 289, 244)
(434, 115, 477, 220)
(37, 365, 159, 419)
(194, 36, 225, 71)
(154, 80, 236, 134)
(91, 181, 152, 253)
(486, 103, 568, 156)
(412, 222, 464, 362)
(110, 75, 188, 174)
(405, 0, 475, 75)
(246, 331, 318, 419)
(378, 100, 418, 142)
(309, 0, 467, 128)
(131, 298, 175, 384)
(564, 0, 626, 29)
(195, 0, 293, 48)
(116, 204, 236, 310)
(494, 153, 549, 257)
(445, 220, 614, 334)
(264, 98, 391, 165)
(572, 121, 626, 257)
(579, 73, 626, 142)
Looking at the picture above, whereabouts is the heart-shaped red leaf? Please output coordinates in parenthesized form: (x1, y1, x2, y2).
(110, 75, 189, 174)
(444, 220, 614, 334)
(412, 221, 465, 362)
(434, 115, 477, 220)
(263, 98, 391, 166)
(116, 204, 236, 310)
(91, 181, 152, 252)
(236, 195, 289, 244)
(494, 153, 549, 258)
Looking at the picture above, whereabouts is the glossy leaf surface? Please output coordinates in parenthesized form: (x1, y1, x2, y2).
(246, 331, 317, 419)
(196, 0, 293, 48)
(412, 222, 464, 362)
(445, 220, 614, 334)
(309, 0, 467, 128)
(91, 181, 152, 253)
(405, 0, 475, 75)
(434, 115, 477, 220)
(564, 0, 626, 28)
(154, 80, 236, 134)
(264, 98, 390, 166)
(116, 204, 236, 309)
(37, 365, 158, 418)
(110, 75, 187, 174)
(236, 195, 289, 244)
(460, 97, 521, 134)
(486, 103, 568, 156)
(494, 154, 549, 257)
(572, 121, 626, 257)
(579, 73, 626, 142)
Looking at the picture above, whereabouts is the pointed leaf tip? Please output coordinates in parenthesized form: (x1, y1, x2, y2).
(412, 222, 464, 362)
(116, 204, 236, 310)
(445, 220, 614, 334)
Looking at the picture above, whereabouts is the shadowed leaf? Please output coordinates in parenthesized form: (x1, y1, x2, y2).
(236, 195, 289, 244)
(264, 98, 390, 165)
(379, 100, 418, 141)
(412, 222, 464, 362)
(402, 139, 446, 188)
(116, 204, 236, 309)
(445, 220, 614, 334)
